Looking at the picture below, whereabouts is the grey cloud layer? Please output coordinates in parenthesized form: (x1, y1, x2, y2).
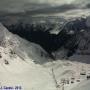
(0, 0, 90, 15)
(0, 0, 74, 12)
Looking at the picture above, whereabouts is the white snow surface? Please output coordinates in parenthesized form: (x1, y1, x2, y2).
(0, 23, 90, 90)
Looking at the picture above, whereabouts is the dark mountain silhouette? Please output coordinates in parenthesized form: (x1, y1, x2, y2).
(4, 17, 89, 60)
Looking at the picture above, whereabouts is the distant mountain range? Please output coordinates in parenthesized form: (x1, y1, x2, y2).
(2, 16, 90, 62)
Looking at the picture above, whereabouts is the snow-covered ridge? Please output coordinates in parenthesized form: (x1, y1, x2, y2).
(0, 23, 57, 90)
(0, 23, 50, 63)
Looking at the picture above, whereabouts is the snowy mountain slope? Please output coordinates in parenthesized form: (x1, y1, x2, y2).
(0, 23, 49, 64)
(0, 16, 90, 90)
(71, 80, 90, 90)
(44, 59, 90, 90)
(0, 23, 57, 90)
(0, 22, 90, 90)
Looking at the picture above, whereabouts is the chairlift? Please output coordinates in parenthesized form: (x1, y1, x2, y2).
(4, 60, 9, 65)
(87, 73, 90, 80)
(76, 79, 80, 82)
(80, 71, 86, 75)
(71, 81, 74, 84)
(71, 77, 75, 84)
(87, 75, 90, 80)
(71, 77, 75, 80)
(66, 79, 69, 84)
(80, 66, 86, 75)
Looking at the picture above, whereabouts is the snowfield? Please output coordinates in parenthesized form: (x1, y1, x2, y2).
(0, 23, 56, 90)
(0, 23, 90, 90)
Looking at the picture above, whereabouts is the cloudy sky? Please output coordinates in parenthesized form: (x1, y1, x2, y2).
(0, 0, 90, 14)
